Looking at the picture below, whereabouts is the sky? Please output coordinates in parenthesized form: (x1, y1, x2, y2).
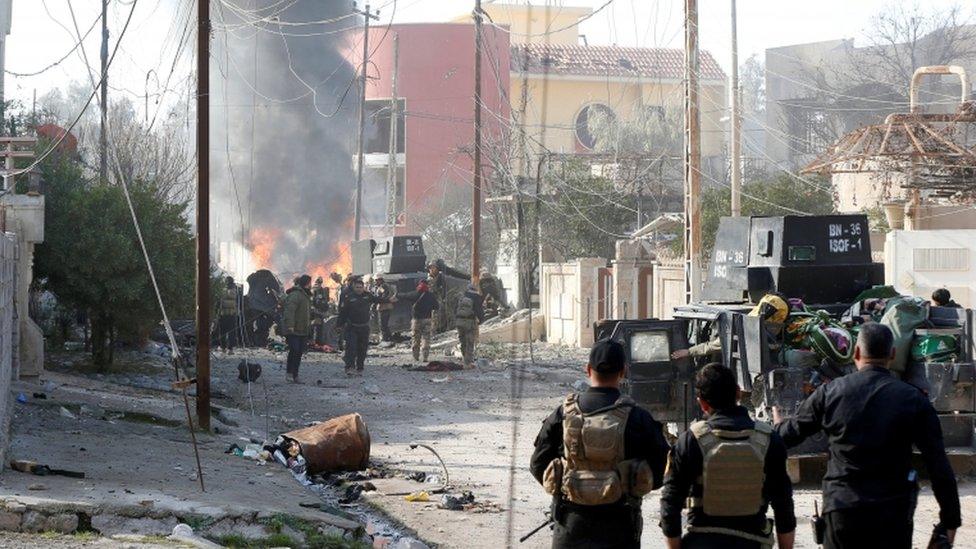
(3, 0, 973, 113)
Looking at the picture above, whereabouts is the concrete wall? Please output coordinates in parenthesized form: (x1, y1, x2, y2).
(885, 229, 976, 307)
(3, 194, 44, 377)
(541, 258, 602, 348)
(652, 263, 684, 320)
(0, 232, 17, 466)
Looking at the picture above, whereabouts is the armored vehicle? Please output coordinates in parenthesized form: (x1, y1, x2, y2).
(596, 215, 976, 450)
(351, 236, 472, 334)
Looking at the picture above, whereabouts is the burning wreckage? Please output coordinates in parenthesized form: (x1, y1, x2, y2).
(214, 236, 478, 350)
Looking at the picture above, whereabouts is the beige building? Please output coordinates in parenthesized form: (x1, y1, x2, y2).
(457, 3, 727, 166)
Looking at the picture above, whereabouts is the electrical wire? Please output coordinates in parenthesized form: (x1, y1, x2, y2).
(5, 10, 100, 78)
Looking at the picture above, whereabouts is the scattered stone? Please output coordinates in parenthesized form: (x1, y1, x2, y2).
(59, 407, 77, 419)
(171, 523, 194, 538)
(0, 511, 21, 531)
(364, 383, 381, 395)
(391, 538, 430, 549)
(27, 483, 46, 491)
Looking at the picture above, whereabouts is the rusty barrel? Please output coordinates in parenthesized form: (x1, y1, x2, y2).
(282, 413, 370, 474)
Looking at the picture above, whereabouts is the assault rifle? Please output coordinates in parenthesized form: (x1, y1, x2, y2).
(519, 512, 553, 543)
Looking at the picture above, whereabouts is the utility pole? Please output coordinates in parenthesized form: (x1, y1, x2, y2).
(353, 3, 379, 241)
(195, 0, 212, 432)
(729, 0, 742, 217)
(471, 0, 483, 287)
(683, 0, 702, 302)
(385, 33, 399, 230)
(100, 0, 109, 183)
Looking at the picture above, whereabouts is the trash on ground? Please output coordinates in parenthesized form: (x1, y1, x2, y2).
(10, 459, 86, 478)
(409, 361, 463, 372)
(237, 360, 262, 382)
(404, 490, 430, 502)
(59, 406, 77, 419)
(27, 483, 47, 491)
(279, 413, 371, 475)
(439, 491, 475, 511)
(430, 376, 451, 383)
(309, 342, 337, 353)
(340, 483, 365, 503)
(31, 393, 47, 400)
(364, 383, 381, 395)
(15, 393, 27, 404)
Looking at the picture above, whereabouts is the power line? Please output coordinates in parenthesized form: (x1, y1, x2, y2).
(9, 0, 142, 179)
(5, 11, 101, 78)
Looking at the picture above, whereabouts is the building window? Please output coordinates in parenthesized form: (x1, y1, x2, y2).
(787, 104, 829, 156)
(575, 103, 615, 150)
(365, 99, 405, 155)
(361, 165, 405, 228)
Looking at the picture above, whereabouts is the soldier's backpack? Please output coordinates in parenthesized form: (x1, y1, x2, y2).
(542, 393, 653, 505)
(455, 294, 475, 320)
(688, 420, 771, 517)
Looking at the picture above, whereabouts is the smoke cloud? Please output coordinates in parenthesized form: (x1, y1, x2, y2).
(213, 0, 360, 278)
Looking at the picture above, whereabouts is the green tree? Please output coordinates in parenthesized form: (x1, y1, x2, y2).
(541, 160, 636, 260)
(691, 173, 836, 258)
(34, 150, 195, 366)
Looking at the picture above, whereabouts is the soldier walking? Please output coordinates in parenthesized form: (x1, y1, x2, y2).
(774, 322, 960, 548)
(399, 280, 439, 363)
(427, 260, 447, 331)
(337, 277, 393, 376)
(282, 275, 312, 383)
(455, 284, 484, 368)
(660, 363, 796, 549)
(530, 339, 669, 548)
(216, 276, 241, 353)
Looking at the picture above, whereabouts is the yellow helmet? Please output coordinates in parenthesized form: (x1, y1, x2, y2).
(749, 294, 789, 324)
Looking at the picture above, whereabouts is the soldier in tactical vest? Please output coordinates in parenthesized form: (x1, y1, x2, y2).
(530, 339, 669, 548)
(216, 276, 241, 353)
(455, 284, 484, 368)
(660, 363, 795, 549)
(310, 277, 330, 345)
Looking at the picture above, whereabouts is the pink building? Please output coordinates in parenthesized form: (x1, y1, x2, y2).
(346, 23, 510, 237)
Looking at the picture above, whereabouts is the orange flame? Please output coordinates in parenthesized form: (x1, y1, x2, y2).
(247, 227, 281, 270)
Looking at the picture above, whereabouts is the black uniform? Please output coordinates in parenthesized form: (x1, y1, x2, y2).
(336, 291, 385, 373)
(399, 290, 440, 320)
(660, 406, 795, 548)
(530, 387, 669, 549)
(776, 365, 961, 548)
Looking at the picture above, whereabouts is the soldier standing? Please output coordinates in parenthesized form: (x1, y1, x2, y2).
(427, 260, 447, 331)
(337, 278, 393, 376)
(660, 363, 796, 549)
(530, 339, 669, 548)
(454, 284, 484, 368)
(282, 275, 312, 383)
(310, 277, 330, 345)
(398, 280, 439, 363)
(216, 276, 241, 353)
(372, 275, 396, 342)
(774, 322, 960, 548)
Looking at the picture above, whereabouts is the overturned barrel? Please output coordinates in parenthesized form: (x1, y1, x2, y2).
(282, 413, 371, 474)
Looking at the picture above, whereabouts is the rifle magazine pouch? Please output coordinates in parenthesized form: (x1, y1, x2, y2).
(561, 469, 623, 506)
(543, 458, 564, 496)
(617, 459, 653, 497)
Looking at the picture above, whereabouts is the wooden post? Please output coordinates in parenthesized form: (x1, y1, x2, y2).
(353, 4, 379, 241)
(195, 0, 212, 432)
(684, 0, 703, 302)
(472, 0, 483, 287)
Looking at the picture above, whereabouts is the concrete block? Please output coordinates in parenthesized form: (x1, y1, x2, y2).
(91, 514, 176, 536)
(22, 511, 78, 533)
(0, 511, 21, 531)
